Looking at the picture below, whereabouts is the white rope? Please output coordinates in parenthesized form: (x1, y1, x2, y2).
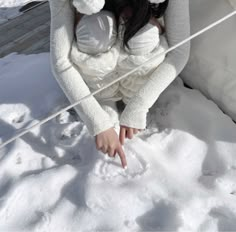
(0, 10, 236, 149)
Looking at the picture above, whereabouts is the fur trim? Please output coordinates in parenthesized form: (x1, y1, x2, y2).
(72, 0, 105, 15)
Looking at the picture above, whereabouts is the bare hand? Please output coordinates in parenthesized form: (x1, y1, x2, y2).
(119, 125, 143, 145)
(95, 127, 127, 169)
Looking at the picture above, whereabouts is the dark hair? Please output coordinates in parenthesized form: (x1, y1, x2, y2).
(103, 0, 169, 49)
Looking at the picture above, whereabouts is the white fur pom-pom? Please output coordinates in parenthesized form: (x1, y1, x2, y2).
(148, 0, 166, 4)
(72, 0, 105, 15)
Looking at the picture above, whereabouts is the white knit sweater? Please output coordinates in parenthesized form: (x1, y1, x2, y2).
(49, 0, 190, 136)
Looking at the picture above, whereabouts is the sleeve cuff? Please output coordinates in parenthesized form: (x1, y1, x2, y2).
(119, 106, 148, 129)
(74, 105, 115, 137)
(89, 118, 115, 137)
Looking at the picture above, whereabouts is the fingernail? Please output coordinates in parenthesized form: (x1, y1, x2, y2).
(124, 165, 128, 170)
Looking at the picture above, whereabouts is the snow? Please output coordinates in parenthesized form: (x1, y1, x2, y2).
(0, 0, 46, 24)
(0, 52, 236, 231)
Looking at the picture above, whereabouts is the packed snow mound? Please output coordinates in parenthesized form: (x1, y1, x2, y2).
(0, 52, 236, 231)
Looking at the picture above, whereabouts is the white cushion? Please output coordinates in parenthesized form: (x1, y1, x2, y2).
(229, 0, 236, 9)
(181, 0, 236, 121)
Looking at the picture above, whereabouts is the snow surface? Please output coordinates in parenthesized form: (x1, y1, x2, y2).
(0, 52, 236, 231)
(0, 0, 46, 24)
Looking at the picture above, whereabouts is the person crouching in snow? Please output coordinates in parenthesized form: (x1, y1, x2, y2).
(48, 0, 190, 168)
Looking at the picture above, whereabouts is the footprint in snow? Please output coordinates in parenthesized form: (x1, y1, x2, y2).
(12, 113, 25, 124)
(136, 200, 182, 231)
(209, 207, 236, 231)
(54, 108, 81, 125)
(50, 122, 84, 147)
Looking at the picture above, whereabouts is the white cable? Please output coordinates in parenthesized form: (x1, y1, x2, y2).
(0, 10, 236, 149)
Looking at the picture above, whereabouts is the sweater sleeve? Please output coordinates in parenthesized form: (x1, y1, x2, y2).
(119, 0, 191, 129)
(49, 0, 115, 136)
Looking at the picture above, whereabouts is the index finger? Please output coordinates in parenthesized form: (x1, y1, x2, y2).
(116, 145, 127, 169)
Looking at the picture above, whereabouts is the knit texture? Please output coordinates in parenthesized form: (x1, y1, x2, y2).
(49, 0, 114, 136)
(119, 0, 190, 129)
(49, 0, 190, 136)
